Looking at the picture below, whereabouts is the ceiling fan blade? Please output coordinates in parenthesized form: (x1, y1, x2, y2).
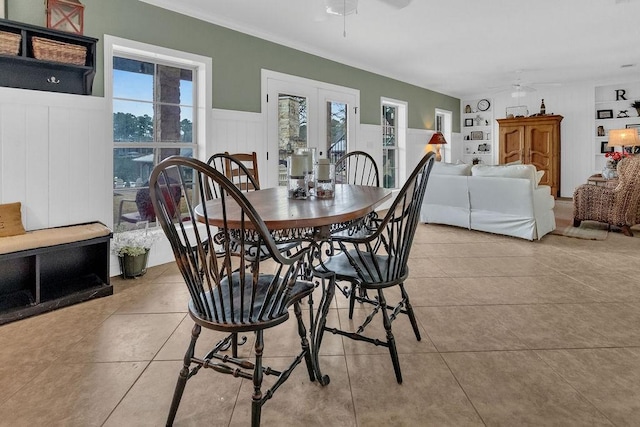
(379, 0, 412, 8)
(309, 0, 328, 21)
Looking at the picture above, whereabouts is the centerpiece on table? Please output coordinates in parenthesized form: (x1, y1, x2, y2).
(603, 151, 631, 179)
(112, 226, 162, 278)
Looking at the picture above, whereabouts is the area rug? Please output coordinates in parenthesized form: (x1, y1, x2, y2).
(551, 199, 608, 240)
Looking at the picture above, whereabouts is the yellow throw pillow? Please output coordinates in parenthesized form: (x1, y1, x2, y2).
(0, 202, 26, 237)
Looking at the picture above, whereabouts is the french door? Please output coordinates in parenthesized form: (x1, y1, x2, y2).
(264, 71, 358, 188)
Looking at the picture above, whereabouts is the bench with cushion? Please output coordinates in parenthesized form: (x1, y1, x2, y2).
(0, 202, 112, 324)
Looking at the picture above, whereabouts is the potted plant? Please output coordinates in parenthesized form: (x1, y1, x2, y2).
(631, 100, 640, 117)
(112, 226, 162, 278)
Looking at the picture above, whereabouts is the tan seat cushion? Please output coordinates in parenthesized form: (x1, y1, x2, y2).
(0, 202, 26, 238)
(0, 222, 111, 255)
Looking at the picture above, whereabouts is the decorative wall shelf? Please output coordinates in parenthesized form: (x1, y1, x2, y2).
(594, 82, 640, 172)
(0, 18, 97, 95)
(461, 98, 494, 164)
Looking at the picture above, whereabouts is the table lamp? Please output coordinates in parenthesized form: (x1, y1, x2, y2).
(608, 128, 640, 152)
(427, 132, 447, 162)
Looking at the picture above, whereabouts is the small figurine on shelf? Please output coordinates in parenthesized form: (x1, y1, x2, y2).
(540, 99, 546, 115)
(617, 110, 629, 118)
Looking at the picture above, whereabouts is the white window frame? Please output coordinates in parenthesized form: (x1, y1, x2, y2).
(104, 35, 212, 163)
(381, 97, 407, 189)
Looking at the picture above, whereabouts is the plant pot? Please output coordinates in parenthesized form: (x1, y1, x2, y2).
(119, 250, 150, 279)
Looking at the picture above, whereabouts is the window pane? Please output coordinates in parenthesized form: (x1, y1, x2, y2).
(157, 65, 193, 105)
(113, 57, 153, 101)
(278, 94, 307, 186)
(327, 101, 347, 164)
(157, 105, 193, 143)
(113, 147, 193, 228)
(113, 100, 154, 142)
(383, 149, 397, 188)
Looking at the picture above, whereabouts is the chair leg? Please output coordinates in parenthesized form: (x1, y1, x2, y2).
(400, 283, 421, 341)
(378, 289, 402, 384)
(294, 301, 315, 381)
(573, 218, 581, 227)
(166, 324, 201, 426)
(251, 330, 265, 427)
(348, 283, 357, 319)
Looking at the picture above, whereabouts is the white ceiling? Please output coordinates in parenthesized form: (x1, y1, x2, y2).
(141, 0, 640, 99)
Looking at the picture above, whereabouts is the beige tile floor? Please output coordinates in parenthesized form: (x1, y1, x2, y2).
(1, 223, 639, 426)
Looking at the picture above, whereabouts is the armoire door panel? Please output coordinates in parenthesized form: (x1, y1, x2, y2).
(498, 115, 563, 198)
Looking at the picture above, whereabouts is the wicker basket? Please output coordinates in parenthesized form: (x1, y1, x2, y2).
(32, 37, 87, 66)
(0, 31, 21, 56)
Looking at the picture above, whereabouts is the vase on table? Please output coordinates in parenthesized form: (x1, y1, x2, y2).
(602, 161, 618, 180)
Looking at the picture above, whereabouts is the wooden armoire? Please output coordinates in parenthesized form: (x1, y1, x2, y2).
(497, 115, 563, 197)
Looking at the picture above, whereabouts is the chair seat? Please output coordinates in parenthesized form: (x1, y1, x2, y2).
(189, 271, 314, 331)
(322, 250, 406, 289)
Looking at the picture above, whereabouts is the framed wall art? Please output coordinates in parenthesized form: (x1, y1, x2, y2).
(597, 109, 614, 119)
(470, 131, 484, 140)
(464, 118, 474, 127)
(625, 123, 640, 133)
(600, 141, 613, 153)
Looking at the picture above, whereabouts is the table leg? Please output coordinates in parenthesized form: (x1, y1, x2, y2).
(306, 259, 335, 386)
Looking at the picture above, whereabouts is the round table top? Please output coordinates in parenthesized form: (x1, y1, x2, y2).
(195, 184, 391, 231)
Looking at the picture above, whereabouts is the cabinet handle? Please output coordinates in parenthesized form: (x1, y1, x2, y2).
(47, 76, 60, 84)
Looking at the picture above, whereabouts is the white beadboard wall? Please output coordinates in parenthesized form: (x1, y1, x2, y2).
(0, 87, 111, 230)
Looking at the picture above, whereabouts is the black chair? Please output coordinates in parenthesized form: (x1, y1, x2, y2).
(334, 150, 379, 186)
(149, 156, 315, 427)
(318, 152, 435, 384)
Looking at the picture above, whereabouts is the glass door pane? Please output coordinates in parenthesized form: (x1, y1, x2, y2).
(278, 93, 308, 186)
(326, 101, 347, 164)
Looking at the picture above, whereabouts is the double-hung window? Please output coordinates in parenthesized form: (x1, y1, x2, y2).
(112, 55, 196, 228)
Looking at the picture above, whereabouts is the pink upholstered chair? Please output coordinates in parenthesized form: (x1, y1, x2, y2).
(573, 155, 640, 236)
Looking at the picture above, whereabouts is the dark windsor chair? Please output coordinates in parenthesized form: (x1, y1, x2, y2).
(318, 152, 435, 384)
(334, 150, 380, 186)
(149, 156, 316, 427)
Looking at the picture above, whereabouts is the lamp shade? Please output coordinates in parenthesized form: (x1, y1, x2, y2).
(428, 132, 447, 145)
(608, 128, 640, 148)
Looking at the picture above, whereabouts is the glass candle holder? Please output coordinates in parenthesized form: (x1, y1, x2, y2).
(296, 147, 317, 193)
(314, 159, 335, 199)
(288, 154, 308, 199)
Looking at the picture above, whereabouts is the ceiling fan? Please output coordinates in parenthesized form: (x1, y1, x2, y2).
(490, 72, 560, 98)
(311, 0, 411, 36)
(312, 0, 412, 21)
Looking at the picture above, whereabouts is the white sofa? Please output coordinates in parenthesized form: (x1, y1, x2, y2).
(420, 162, 556, 240)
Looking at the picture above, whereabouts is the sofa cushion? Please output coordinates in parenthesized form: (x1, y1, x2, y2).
(432, 162, 472, 176)
(471, 164, 538, 186)
(0, 202, 26, 238)
(536, 170, 545, 185)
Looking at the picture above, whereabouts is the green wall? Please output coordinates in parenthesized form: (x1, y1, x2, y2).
(6, 0, 460, 131)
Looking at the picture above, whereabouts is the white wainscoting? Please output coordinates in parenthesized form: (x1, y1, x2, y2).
(0, 89, 442, 276)
(0, 87, 111, 231)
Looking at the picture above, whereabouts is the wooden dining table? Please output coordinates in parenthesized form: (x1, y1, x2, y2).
(194, 183, 391, 385)
(194, 184, 391, 240)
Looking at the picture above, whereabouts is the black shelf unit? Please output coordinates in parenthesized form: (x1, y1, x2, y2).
(0, 231, 112, 325)
(0, 18, 97, 95)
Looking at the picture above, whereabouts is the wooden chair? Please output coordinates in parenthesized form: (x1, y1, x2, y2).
(206, 152, 260, 193)
(207, 153, 299, 260)
(149, 156, 315, 427)
(573, 155, 640, 236)
(224, 151, 259, 190)
(317, 152, 435, 384)
(334, 150, 379, 186)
